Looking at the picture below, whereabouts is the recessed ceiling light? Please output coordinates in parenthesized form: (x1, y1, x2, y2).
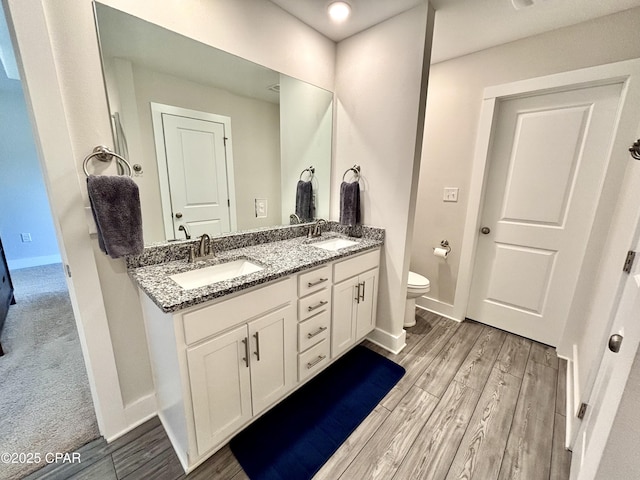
(328, 1, 351, 22)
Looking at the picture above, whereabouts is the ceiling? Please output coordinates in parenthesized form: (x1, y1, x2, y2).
(268, 0, 640, 63)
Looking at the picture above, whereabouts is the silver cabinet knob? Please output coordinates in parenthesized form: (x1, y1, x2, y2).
(480, 227, 491, 234)
(608, 334, 623, 353)
(175, 212, 183, 219)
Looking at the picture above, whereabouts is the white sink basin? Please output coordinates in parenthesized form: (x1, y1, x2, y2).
(310, 238, 359, 251)
(170, 259, 263, 290)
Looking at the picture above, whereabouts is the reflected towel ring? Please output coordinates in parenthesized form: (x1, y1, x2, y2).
(342, 164, 361, 182)
(83, 145, 133, 177)
(299, 166, 315, 181)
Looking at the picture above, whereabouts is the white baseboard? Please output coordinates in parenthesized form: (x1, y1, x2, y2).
(415, 304, 462, 323)
(8, 254, 62, 270)
(366, 327, 407, 354)
(105, 392, 157, 443)
(416, 296, 462, 321)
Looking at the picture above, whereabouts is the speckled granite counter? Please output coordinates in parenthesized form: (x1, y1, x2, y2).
(129, 226, 384, 313)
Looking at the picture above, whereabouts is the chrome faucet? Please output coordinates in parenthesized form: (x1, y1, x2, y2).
(308, 219, 327, 238)
(178, 224, 191, 240)
(187, 234, 217, 263)
(199, 234, 211, 257)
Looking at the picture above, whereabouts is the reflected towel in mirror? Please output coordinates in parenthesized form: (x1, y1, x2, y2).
(296, 180, 314, 222)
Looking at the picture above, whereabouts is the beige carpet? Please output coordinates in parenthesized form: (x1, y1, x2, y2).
(0, 264, 99, 480)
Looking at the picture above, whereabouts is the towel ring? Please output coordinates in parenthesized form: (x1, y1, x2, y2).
(83, 145, 133, 177)
(299, 166, 315, 181)
(342, 165, 361, 182)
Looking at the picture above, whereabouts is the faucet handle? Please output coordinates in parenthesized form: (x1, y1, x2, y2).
(188, 245, 196, 263)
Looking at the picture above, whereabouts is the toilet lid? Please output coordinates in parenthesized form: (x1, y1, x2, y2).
(408, 271, 430, 288)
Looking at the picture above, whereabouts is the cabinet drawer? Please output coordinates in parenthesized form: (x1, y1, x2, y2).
(333, 249, 380, 283)
(298, 265, 332, 297)
(298, 310, 330, 352)
(298, 339, 330, 381)
(298, 288, 331, 322)
(183, 277, 294, 345)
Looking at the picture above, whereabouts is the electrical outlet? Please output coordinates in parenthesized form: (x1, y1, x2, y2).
(255, 198, 268, 218)
(443, 187, 459, 202)
(21, 233, 32, 243)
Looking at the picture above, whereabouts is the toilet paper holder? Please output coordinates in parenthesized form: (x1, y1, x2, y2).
(433, 240, 451, 255)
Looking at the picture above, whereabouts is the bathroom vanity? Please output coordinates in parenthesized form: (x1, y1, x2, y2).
(129, 224, 383, 472)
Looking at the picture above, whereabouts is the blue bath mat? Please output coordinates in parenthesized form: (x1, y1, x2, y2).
(229, 345, 405, 480)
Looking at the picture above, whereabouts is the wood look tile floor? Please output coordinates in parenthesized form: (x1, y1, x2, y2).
(25, 311, 571, 480)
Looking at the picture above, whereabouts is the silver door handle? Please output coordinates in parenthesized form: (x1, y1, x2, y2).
(307, 326, 328, 339)
(307, 278, 328, 287)
(306, 355, 327, 369)
(242, 337, 249, 367)
(253, 332, 261, 361)
(609, 334, 623, 353)
(308, 300, 328, 312)
(359, 282, 365, 302)
(355, 284, 361, 303)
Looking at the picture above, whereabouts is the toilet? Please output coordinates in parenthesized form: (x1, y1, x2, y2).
(404, 271, 430, 328)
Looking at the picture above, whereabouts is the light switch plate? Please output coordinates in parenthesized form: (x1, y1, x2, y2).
(443, 187, 459, 202)
(255, 198, 268, 218)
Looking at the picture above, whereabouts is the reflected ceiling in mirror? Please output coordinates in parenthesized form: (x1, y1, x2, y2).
(93, 3, 333, 244)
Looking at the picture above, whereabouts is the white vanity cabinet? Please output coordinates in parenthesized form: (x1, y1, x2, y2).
(138, 246, 381, 473)
(140, 277, 296, 470)
(187, 303, 295, 455)
(331, 249, 380, 358)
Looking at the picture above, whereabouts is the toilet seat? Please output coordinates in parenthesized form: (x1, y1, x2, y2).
(408, 271, 430, 290)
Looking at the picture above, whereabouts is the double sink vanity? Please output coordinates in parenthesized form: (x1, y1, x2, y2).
(127, 222, 384, 472)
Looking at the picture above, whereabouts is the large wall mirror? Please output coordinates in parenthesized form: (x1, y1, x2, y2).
(93, 2, 333, 245)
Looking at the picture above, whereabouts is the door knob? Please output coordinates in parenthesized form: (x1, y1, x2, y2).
(175, 212, 183, 219)
(480, 227, 491, 234)
(608, 334, 623, 353)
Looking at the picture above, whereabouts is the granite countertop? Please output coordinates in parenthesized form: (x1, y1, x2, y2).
(129, 232, 383, 313)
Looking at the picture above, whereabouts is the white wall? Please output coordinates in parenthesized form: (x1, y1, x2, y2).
(6, 0, 336, 437)
(333, 3, 433, 352)
(0, 76, 60, 269)
(280, 74, 332, 223)
(412, 7, 640, 309)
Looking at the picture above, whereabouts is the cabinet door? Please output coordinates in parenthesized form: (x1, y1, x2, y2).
(331, 277, 359, 358)
(248, 304, 296, 414)
(356, 268, 379, 339)
(187, 325, 252, 455)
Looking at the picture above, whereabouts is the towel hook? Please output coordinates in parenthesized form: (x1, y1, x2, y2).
(630, 139, 640, 161)
(342, 164, 361, 182)
(83, 145, 133, 177)
(299, 166, 315, 181)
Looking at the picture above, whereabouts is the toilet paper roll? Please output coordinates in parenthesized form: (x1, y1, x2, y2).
(433, 247, 449, 259)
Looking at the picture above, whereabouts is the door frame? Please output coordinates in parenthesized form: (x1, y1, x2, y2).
(455, 58, 640, 449)
(150, 103, 237, 240)
(455, 59, 640, 322)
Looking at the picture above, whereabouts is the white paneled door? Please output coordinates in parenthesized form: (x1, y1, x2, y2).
(161, 113, 233, 239)
(467, 82, 623, 346)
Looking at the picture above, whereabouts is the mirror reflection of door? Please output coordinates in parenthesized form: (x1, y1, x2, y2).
(152, 103, 237, 240)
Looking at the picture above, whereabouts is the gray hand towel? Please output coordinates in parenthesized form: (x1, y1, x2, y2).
(295, 180, 314, 222)
(87, 175, 144, 258)
(340, 181, 360, 227)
